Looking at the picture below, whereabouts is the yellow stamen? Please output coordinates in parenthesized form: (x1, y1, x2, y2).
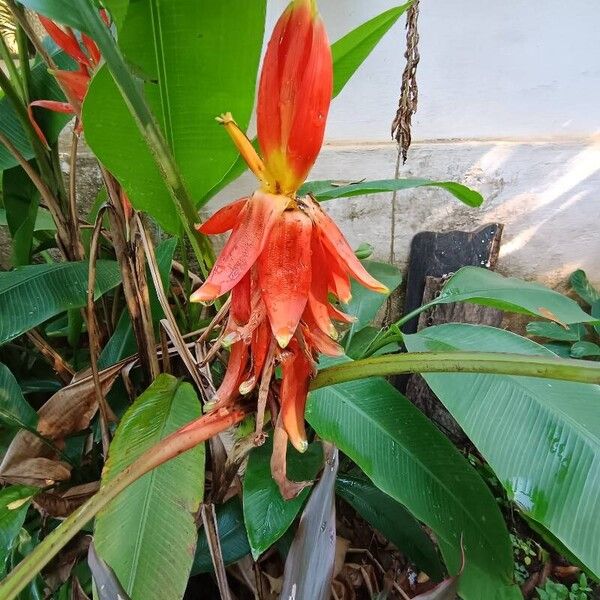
(216, 113, 268, 182)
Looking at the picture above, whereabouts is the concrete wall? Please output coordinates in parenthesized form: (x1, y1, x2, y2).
(2, 2, 598, 288)
(209, 0, 600, 288)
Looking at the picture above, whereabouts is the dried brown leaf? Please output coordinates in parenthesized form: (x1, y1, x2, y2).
(45, 535, 91, 593)
(0, 364, 122, 485)
(538, 307, 567, 328)
(0, 457, 71, 485)
(34, 481, 100, 518)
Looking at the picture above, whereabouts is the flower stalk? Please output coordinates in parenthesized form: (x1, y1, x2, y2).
(191, 0, 387, 467)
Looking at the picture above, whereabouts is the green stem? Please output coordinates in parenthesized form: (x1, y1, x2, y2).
(49, 144, 69, 209)
(16, 25, 32, 103)
(311, 351, 600, 390)
(0, 33, 24, 98)
(73, 1, 215, 276)
(364, 300, 437, 356)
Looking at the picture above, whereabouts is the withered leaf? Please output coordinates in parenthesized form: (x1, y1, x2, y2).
(280, 444, 338, 600)
(0, 364, 122, 485)
(538, 307, 568, 329)
(34, 481, 100, 518)
(44, 535, 91, 593)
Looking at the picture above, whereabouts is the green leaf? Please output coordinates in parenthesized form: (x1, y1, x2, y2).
(570, 341, 600, 359)
(98, 309, 136, 370)
(45, 313, 87, 339)
(570, 270, 600, 306)
(354, 243, 374, 260)
(524, 517, 595, 582)
(404, 323, 600, 579)
(243, 437, 323, 560)
(306, 376, 519, 599)
(342, 260, 401, 350)
(344, 326, 381, 360)
(332, 3, 412, 97)
(300, 179, 484, 208)
(0, 260, 121, 346)
(94, 374, 205, 600)
(336, 473, 444, 580)
(192, 496, 250, 575)
(593, 302, 600, 336)
(82, 1, 266, 232)
(0, 207, 55, 233)
(19, 379, 62, 395)
(99, 238, 177, 368)
(0, 485, 38, 578)
(103, 0, 129, 29)
(526, 321, 585, 342)
(436, 267, 597, 325)
(0, 363, 38, 431)
(2, 166, 40, 267)
(0, 48, 73, 171)
(541, 342, 572, 359)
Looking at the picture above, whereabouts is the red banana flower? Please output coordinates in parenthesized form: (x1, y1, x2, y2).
(28, 15, 105, 145)
(191, 0, 387, 479)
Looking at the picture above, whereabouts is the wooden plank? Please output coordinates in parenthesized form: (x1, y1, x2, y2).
(401, 223, 504, 443)
(402, 223, 503, 334)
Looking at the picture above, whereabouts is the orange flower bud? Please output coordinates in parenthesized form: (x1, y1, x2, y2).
(257, 0, 333, 196)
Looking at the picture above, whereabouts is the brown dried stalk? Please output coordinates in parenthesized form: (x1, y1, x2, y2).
(136, 213, 207, 392)
(200, 504, 233, 600)
(68, 130, 85, 260)
(87, 207, 115, 455)
(391, 0, 421, 164)
(102, 171, 159, 380)
(25, 330, 74, 384)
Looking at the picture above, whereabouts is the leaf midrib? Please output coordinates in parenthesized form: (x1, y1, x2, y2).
(119, 391, 178, 593)
(148, 0, 175, 152)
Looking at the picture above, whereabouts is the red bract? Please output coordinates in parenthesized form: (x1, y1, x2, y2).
(257, 0, 333, 196)
(28, 16, 103, 145)
(191, 0, 387, 483)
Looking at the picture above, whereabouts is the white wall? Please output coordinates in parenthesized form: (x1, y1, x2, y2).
(320, 0, 600, 141)
(210, 1, 600, 287)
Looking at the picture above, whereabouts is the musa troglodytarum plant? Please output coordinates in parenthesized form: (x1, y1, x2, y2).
(1, 0, 600, 598)
(191, 0, 388, 496)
